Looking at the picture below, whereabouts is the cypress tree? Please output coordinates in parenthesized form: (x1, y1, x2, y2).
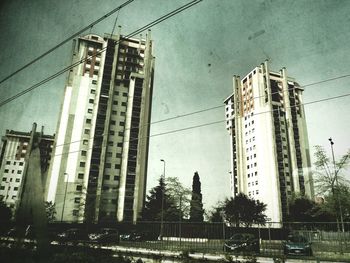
(189, 171, 204, 222)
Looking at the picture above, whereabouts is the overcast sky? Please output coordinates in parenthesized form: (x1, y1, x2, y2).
(1, 0, 350, 211)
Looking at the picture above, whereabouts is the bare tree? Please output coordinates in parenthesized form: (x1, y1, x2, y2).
(313, 145, 350, 231)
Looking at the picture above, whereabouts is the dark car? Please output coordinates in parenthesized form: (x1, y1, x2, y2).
(56, 228, 88, 243)
(120, 231, 154, 242)
(88, 228, 119, 244)
(283, 235, 312, 256)
(223, 233, 260, 253)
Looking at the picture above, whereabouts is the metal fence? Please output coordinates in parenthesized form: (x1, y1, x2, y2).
(115, 221, 350, 260)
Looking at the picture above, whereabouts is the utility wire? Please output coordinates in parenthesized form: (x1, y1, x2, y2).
(40, 72, 350, 149)
(0, 0, 135, 86)
(1, 71, 349, 160)
(38, 91, 350, 159)
(0, 0, 203, 108)
(2, 90, 350, 161)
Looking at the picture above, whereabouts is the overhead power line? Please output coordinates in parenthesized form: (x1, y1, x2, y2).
(2, 89, 350, 161)
(1, 70, 348, 160)
(0, 0, 203, 108)
(0, 0, 135, 86)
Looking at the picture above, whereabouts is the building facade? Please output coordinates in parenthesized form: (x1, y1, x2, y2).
(224, 61, 314, 223)
(46, 31, 154, 223)
(0, 127, 54, 214)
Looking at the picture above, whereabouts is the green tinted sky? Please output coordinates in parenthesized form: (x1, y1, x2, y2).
(0, 0, 349, 210)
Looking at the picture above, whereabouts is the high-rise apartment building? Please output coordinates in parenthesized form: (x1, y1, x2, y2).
(224, 61, 314, 223)
(0, 127, 54, 213)
(46, 31, 154, 223)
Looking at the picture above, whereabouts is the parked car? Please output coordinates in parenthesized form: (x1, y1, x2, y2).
(88, 228, 119, 244)
(223, 233, 260, 253)
(120, 231, 154, 242)
(283, 234, 312, 256)
(6, 225, 35, 239)
(56, 228, 88, 243)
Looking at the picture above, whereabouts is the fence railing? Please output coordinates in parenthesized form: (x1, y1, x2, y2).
(114, 221, 350, 259)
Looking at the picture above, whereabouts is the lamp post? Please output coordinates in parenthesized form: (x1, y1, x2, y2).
(61, 172, 69, 222)
(160, 159, 165, 240)
(328, 138, 345, 233)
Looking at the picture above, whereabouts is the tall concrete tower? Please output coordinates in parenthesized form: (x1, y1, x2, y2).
(224, 61, 314, 223)
(46, 31, 155, 223)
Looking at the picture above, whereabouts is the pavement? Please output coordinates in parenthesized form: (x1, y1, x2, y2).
(107, 245, 350, 263)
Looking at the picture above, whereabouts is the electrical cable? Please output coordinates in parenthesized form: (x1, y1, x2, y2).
(0, 0, 135, 86)
(1, 89, 350, 161)
(0, 0, 203, 108)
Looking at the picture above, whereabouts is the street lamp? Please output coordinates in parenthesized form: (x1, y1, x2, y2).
(61, 172, 69, 222)
(328, 138, 345, 232)
(160, 159, 165, 240)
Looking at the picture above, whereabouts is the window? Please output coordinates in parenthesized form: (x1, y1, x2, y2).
(0, 186, 5, 190)
(90, 89, 96, 94)
(104, 175, 110, 180)
(116, 153, 122, 158)
(84, 129, 90, 135)
(6, 161, 11, 165)
(111, 120, 116, 125)
(113, 101, 118, 105)
(81, 150, 87, 156)
(89, 99, 94, 104)
(83, 140, 88, 145)
(2, 178, 6, 181)
(118, 131, 124, 136)
(4, 169, 9, 173)
(88, 108, 93, 114)
(92, 80, 97, 85)
(108, 141, 113, 146)
(14, 187, 19, 191)
(73, 210, 79, 216)
(115, 164, 121, 169)
(106, 152, 112, 157)
(255, 181, 258, 185)
(121, 102, 127, 107)
(247, 165, 250, 169)
(122, 92, 128, 97)
(19, 162, 24, 166)
(76, 185, 83, 191)
(256, 190, 259, 194)
(254, 162, 257, 167)
(114, 176, 119, 181)
(86, 119, 91, 124)
(80, 162, 85, 167)
(74, 197, 80, 203)
(117, 142, 123, 147)
(78, 173, 84, 179)
(112, 110, 117, 115)
(120, 112, 126, 116)
(17, 170, 22, 174)
(119, 122, 125, 126)
(255, 171, 258, 176)
(109, 130, 115, 136)
(105, 163, 111, 168)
